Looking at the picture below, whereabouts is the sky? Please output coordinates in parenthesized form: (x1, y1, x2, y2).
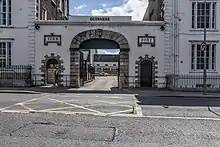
(69, 0, 148, 54)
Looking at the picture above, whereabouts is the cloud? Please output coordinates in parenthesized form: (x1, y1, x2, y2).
(101, 4, 107, 8)
(97, 49, 119, 54)
(74, 4, 87, 10)
(91, 0, 148, 20)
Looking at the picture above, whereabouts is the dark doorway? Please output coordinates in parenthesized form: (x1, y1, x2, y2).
(140, 60, 152, 87)
(46, 59, 58, 84)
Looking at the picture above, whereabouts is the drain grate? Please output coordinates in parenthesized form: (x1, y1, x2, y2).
(10, 122, 117, 141)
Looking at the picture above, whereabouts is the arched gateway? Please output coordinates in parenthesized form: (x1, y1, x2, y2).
(69, 29, 129, 88)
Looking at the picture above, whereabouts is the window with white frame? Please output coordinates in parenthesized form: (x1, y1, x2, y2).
(192, 2, 216, 29)
(191, 43, 216, 70)
(41, 8, 47, 20)
(0, 41, 12, 68)
(0, 0, 11, 25)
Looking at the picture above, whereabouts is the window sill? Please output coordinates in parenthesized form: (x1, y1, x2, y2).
(0, 25, 14, 28)
(189, 29, 219, 32)
(189, 70, 218, 74)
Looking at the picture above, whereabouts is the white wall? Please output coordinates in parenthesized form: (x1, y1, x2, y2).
(34, 22, 165, 78)
(173, 0, 220, 74)
(0, 0, 29, 65)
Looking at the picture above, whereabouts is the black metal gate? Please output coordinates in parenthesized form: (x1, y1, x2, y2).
(0, 65, 32, 87)
(140, 60, 152, 87)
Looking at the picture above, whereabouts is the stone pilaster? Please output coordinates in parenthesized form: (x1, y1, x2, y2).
(70, 49, 80, 88)
(119, 50, 129, 88)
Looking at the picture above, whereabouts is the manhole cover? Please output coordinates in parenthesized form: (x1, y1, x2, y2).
(10, 122, 116, 141)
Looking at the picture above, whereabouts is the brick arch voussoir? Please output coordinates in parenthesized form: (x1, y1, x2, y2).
(70, 29, 129, 50)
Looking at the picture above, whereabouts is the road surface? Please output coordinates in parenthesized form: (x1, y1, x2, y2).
(74, 76, 118, 91)
(0, 112, 220, 147)
(1, 76, 220, 146)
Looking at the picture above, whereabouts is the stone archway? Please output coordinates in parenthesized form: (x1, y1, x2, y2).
(69, 29, 129, 88)
(40, 53, 65, 85)
(135, 54, 158, 88)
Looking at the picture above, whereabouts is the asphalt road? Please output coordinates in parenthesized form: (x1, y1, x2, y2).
(0, 112, 220, 147)
(0, 93, 138, 117)
(1, 76, 220, 146)
(70, 76, 118, 91)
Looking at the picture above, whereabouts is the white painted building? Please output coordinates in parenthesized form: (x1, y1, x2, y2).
(93, 54, 119, 75)
(0, 0, 30, 67)
(161, 0, 220, 88)
(33, 18, 165, 88)
(4, 0, 220, 89)
(0, 0, 162, 88)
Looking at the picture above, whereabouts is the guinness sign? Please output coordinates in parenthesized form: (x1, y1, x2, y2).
(44, 34, 62, 46)
(89, 17, 110, 21)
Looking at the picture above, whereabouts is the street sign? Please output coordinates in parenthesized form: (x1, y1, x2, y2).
(201, 42, 205, 51)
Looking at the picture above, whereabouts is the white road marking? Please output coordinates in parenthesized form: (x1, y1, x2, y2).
(1, 110, 29, 113)
(105, 109, 134, 115)
(142, 115, 220, 121)
(119, 105, 134, 108)
(0, 97, 42, 111)
(36, 110, 107, 116)
(18, 103, 35, 111)
(96, 100, 134, 105)
(48, 98, 104, 114)
(136, 103, 143, 117)
(40, 106, 75, 111)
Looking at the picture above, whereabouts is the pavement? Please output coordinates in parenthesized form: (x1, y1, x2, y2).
(1, 76, 220, 98)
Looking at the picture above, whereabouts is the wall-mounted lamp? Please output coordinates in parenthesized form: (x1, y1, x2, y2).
(35, 24, 40, 30)
(50, 33, 54, 35)
(160, 25, 165, 31)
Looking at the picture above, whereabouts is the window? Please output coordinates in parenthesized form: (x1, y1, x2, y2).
(113, 64, 116, 66)
(0, 41, 12, 68)
(41, 8, 47, 20)
(192, 2, 216, 29)
(96, 64, 100, 66)
(0, 0, 11, 25)
(191, 43, 216, 70)
(105, 64, 108, 66)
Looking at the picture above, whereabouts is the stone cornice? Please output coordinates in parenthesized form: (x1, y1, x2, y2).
(34, 20, 165, 26)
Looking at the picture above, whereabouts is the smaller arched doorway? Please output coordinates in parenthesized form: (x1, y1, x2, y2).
(46, 59, 59, 84)
(140, 60, 153, 87)
(39, 53, 65, 86)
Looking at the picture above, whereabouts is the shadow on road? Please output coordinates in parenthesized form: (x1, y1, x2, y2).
(136, 95, 220, 107)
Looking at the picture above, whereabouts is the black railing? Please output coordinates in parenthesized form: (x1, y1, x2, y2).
(2, 70, 220, 91)
(0, 65, 32, 87)
(166, 74, 220, 89)
(124, 74, 220, 91)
